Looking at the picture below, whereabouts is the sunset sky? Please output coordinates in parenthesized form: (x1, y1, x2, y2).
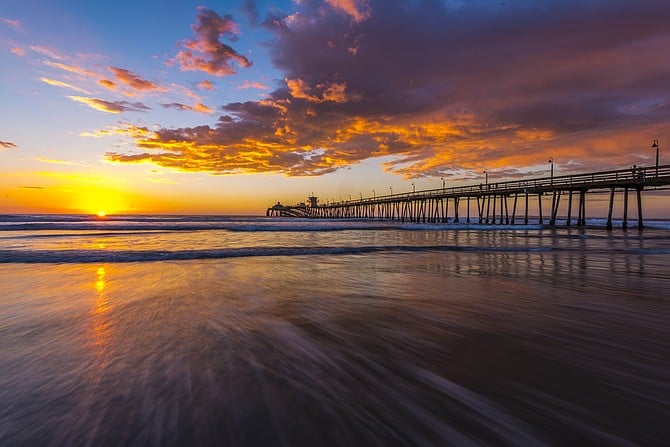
(1, 0, 669, 215)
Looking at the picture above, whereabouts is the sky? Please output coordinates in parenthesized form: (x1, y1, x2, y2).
(1, 0, 669, 215)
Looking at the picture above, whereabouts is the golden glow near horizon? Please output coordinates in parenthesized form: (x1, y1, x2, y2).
(97, 210, 106, 218)
(1, 1, 669, 215)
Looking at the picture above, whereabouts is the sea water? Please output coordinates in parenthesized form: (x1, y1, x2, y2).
(0, 215, 668, 446)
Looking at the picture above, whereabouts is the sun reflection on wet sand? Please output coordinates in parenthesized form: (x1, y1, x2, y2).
(90, 265, 112, 382)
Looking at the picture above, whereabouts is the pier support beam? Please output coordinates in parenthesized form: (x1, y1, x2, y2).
(485, 195, 491, 224)
(578, 190, 587, 226)
(566, 190, 573, 226)
(524, 193, 529, 225)
(491, 194, 497, 225)
(606, 188, 615, 231)
(636, 188, 644, 230)
(622, 187, 629, 230)
(454, 197, 460, 223)
(550, 191, 561, 226)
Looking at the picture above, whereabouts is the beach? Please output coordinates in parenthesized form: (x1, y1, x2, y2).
(1, 215, 669, 445)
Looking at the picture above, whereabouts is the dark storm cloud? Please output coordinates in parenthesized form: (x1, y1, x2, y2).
(110, 0, 670, 177)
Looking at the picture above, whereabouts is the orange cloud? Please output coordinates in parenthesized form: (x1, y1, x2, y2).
(197, 80, 215, 90)
(11, 47, 25, 56)
(44, 61, 98, 78)
(41, 77, 91, 94)
(286, 78, 319, 102)
(108, 67, 165, 92)
(81, 123, 154, 138)
(160, 102, 214, 114)
(239, 80, 269, 90)
(98, 79, 117, 90)
(325, 0, 372, 23)
(68, 96, 150, 114)
(286, 78, 354, 103)
(174, 8, 251, 76)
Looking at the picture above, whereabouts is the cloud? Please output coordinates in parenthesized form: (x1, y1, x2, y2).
(30, 46, 65, 60)
(11, 47, 25, 56)
(34, 157, 88, 166)
(173, 7, 252, 76)
(108, 67, 164, 92)
(1, 141, 18, 150)
(68, 96, 150, 114)
(0, 17, 20, 29)
(43, 58, 162, 97)
(239, 80, 269, 90)
(241, 0, 260, 25)
(197, 80, 215, 90)
(41, 77, 91, 94)
(108, 0, 670, 178)
(19, 186, 45, 190)
(160, 102, 213, 114)
(98, 79, 117, 90)
(81, 123, 153, 138)
(324, 0, 372, 23)
(44, 61, 98, 78)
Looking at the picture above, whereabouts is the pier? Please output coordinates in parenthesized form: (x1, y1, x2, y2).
(267, 165, 670, 230)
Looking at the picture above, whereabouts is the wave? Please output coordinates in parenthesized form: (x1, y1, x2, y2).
(0, 244, 557, 264)
(0, 221, 544, 233)
(2, 213, 670, 232)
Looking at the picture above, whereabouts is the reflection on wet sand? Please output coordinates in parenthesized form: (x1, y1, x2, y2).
(90, 266, 112, 382)
(0, 228, 668, 446)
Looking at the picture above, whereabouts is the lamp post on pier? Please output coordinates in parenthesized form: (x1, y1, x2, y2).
(411, 182, 415, 193)
(483, 169, 488, 189)
(652, 139, 659, 177)
(373, 189, 375, 199)
(389, 186, 393, 196)
(441, 177, 445, 190)
(549, 157, 554, 185)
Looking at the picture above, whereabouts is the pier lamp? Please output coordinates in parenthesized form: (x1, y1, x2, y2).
(359, 192, 363, 201)
(412, 182, 415, 193)
(441, 177, 445, 190)
(373, 189, 376, 199)
(390, 186, 393, 195)
(483, 169, 488, 188)
(548, 157, 554, 184)
(652, 139, 659, 177)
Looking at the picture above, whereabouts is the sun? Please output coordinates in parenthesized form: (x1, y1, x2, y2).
(96, 210, 106, 218)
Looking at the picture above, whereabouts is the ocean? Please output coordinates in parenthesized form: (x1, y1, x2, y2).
(0, 214, 668, 446)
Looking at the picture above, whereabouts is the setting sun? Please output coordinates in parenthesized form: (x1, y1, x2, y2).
(97, 211, 106, 218)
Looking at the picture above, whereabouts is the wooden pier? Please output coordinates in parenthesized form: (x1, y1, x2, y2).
(267, 165, 670, 230)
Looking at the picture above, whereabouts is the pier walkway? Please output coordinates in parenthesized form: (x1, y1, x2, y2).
(267, 164, 670, 230)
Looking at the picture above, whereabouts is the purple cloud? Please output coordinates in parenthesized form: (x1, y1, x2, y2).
(110, 0, 670, 178)
(174, 8, 252, 76)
